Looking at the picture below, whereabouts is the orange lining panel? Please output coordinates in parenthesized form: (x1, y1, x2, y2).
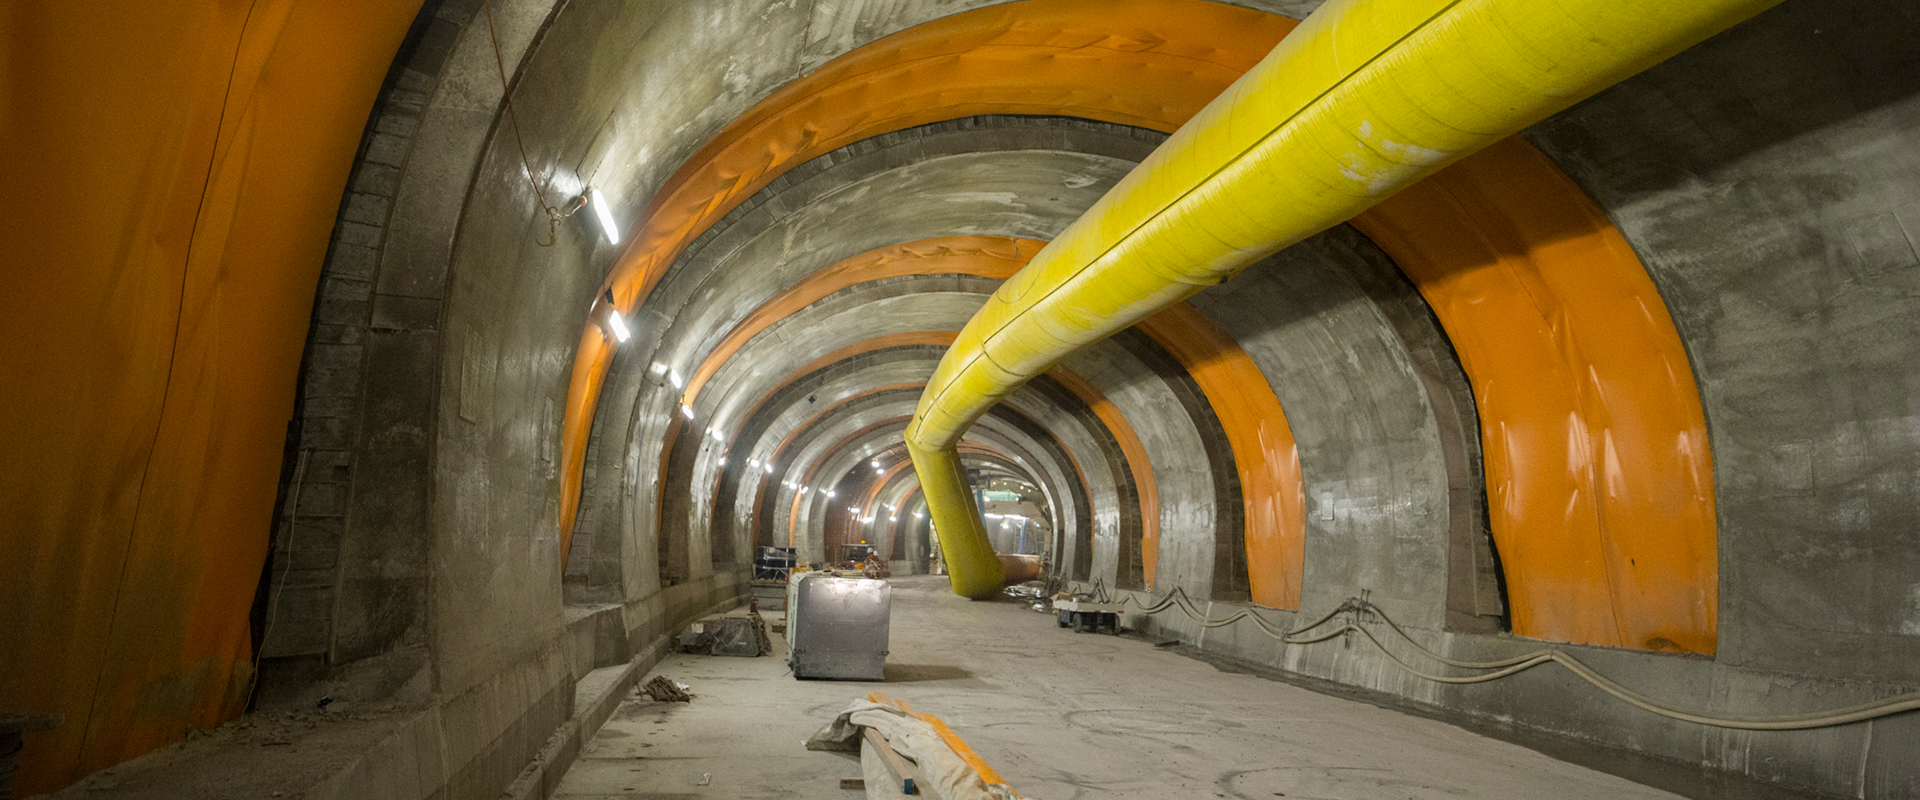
(785, 416, 915, 547)
(2, 1, 419, 789)
(1137, 305, 1306, 610)
(704, 381, 921, 529)
(681, 237, 1041, 405)
(1353, 138, 1717, 652)
(1042, 366, 1159, 590)
(683, 236, 1302, 601)
(557, 0, 1297, 553)
(564, 0, 1715, 650)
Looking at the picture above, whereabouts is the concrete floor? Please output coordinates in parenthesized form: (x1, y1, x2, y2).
(552, 576, 1683, 800)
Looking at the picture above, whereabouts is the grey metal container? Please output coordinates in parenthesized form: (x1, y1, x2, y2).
(789, 574, 891, 680)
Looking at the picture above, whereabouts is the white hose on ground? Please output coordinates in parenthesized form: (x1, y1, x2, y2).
(1098, 585, 1920, 731)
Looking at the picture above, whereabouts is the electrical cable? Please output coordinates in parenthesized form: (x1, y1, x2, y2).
(1103, 584, 1920, 730)
(482, 0, 585, 246)
(246, 448, 310, 705)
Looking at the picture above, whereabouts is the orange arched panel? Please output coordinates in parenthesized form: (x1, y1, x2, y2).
(2, 1, 420, 789)
(1137, 305, 1306, 610)
(1042, 366, 1159, 590)
(560, 0, 1715, 651)
(1353, 138, 1716, 652)
(682, 237, 1041, 404)
(557, 0, 1297, 555)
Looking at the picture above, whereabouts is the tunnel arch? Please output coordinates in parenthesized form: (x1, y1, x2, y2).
(563, 0, 1714, 650)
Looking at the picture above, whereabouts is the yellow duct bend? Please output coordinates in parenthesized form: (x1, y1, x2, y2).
(907, 0, 1778, 599)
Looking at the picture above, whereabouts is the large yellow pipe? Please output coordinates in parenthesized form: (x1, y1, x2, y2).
(907, 0, 1779, 598)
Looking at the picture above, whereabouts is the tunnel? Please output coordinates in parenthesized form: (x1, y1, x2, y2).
(4, 0, 1920, 797)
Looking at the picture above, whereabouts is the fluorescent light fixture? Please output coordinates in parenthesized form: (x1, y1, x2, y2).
(606, 310, 631, 342)
(889, 516, 897, 522)
(710, 427, 724, 442)
(717, 457, 727, 466)
(589, 187, 620, 245)
(871, 460, 880, 468)
(764, 463, 774, 474)
(680, 404, 694, 420)
(913, 512, 923, 519)
(669, 370, 684, 389)
(651, 362, 668, 375)
(799, 486, 809, 494)
(748, 459, 759, 468)
(825, 491, 835, 498)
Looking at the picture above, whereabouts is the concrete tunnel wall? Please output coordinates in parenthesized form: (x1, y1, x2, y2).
(7, 0, 1920, 797)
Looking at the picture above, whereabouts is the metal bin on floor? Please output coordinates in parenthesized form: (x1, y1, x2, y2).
(788, 574, 890, 680)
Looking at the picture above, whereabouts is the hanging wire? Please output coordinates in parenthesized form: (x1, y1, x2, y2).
(483, 0, 585, 246)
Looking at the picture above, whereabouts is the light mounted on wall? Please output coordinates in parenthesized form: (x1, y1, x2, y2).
(588, 187, 620, 245)
(592, 289, 629, 343)
(680, 404, 695, 420)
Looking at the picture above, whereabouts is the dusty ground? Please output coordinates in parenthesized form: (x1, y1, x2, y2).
(552, 575, 1687, 800)
(33, 704, 415, 800)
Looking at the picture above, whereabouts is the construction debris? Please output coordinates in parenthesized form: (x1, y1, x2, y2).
(679, 613, 773, 657)
(641, 675, 691, 702)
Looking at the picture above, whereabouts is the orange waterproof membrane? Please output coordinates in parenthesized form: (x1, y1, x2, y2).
(684, 236, 1303, 605)
(1, 1, 420, 790)
(1040, 366, 1160, 589)
(782, 417, 918, 547)
(564, 0, 1715, 649)
(749, 375, 1090, 555)
(1136, 306, 1306, 610)
(1354, 138, 1717, 652)
(697, 382, 921, 543)
(557, 0, 1299, 546)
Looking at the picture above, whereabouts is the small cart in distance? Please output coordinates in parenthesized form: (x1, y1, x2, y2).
(1054, 598, 1124, 634)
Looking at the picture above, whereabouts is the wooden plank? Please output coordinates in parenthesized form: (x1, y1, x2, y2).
(863, 726, 918, 795)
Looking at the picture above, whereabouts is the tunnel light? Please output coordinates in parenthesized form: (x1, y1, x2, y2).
(651, 362, 668, 376)
(913, 512, 923, 519)
(825, 491, 836, 499)
(748, 459, 759, 468)
(680, 404, 695, 420)
(717, 457, 727, 466)
(764, 463, 774, 475)
(669, 369, 684, 389)
(606, 310, 631, 342)
(889, 516, 898, 522)
(871, 459, 880, 468)
(710, 427, 724, 442)
(589, 187, 620, 245)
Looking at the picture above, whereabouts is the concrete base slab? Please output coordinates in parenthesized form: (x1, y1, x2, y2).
(554, 576, 1683, 800)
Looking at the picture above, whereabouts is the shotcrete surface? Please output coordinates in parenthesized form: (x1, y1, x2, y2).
(553, 576, 1681, 799)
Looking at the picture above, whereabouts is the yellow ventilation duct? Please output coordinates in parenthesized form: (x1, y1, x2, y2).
(906, 0, 1779, 599)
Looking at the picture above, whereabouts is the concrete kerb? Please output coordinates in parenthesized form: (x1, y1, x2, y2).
(504, 579, 751, 800)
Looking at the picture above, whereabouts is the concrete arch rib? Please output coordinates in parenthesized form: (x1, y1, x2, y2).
(559, 0, 1711, 648)
(713, 350, 1107, 580)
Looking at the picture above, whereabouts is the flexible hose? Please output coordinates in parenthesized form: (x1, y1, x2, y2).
(1103, 586, 1920, 731)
